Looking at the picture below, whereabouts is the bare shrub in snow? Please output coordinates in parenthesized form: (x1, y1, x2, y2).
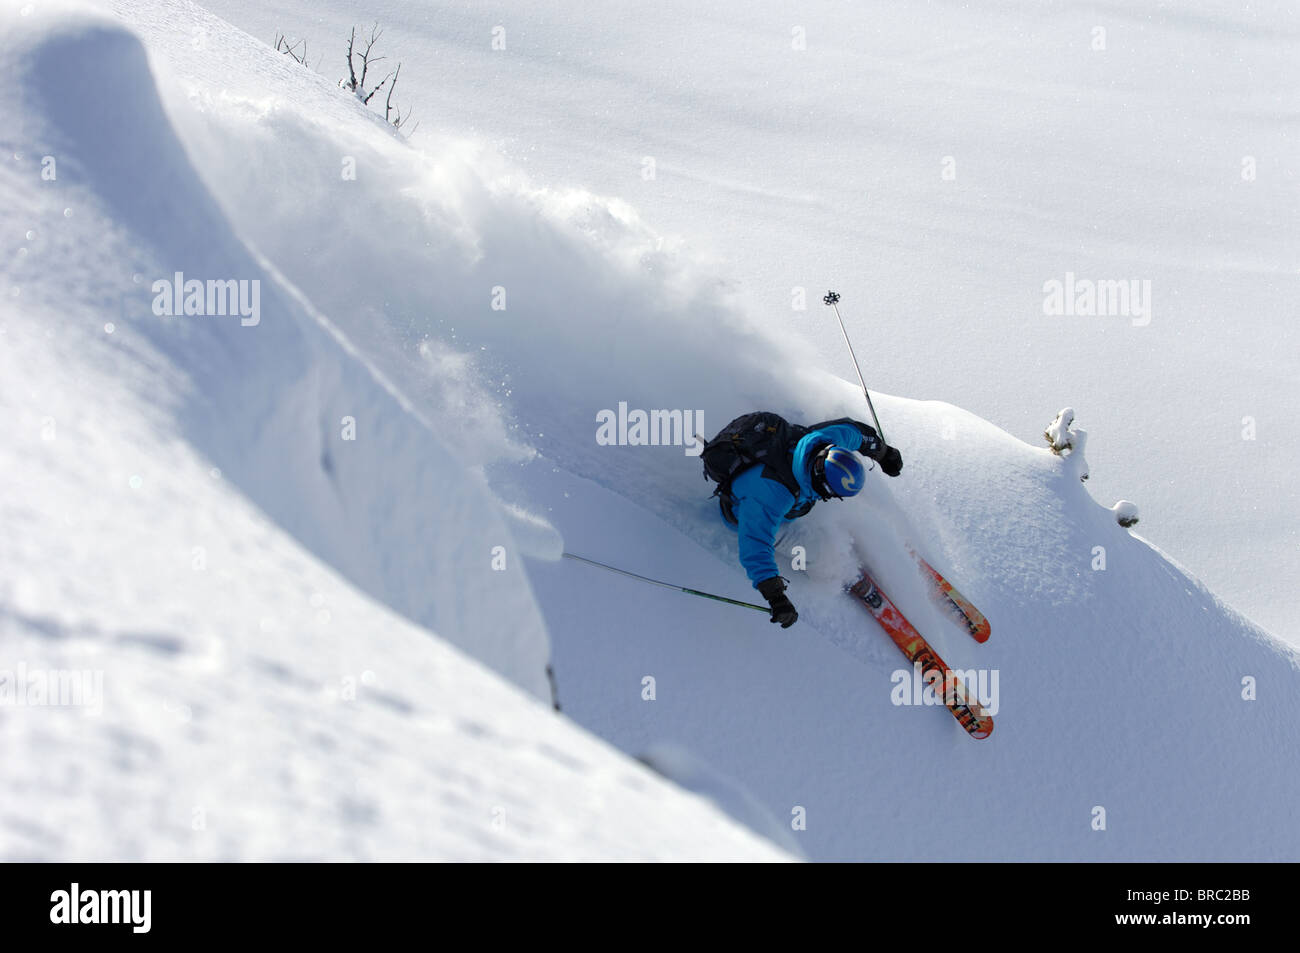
(341, 23, 416, 132)
(273, 32, 311, 67)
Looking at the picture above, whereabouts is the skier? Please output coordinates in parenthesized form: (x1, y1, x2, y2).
(705, 415, 902, 628)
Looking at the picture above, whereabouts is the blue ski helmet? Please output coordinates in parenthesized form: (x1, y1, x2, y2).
(815, 446, 866, 499)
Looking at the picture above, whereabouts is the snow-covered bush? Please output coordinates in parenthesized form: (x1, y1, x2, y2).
(1046, 409, 1140, 527)
(1044, 406, 1088, 481)
(1111, 500, 1140, 527)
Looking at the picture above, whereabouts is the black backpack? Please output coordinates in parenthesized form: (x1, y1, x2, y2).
(701, 412, 810, 516)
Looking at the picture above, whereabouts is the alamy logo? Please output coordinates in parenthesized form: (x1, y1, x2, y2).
(0, 663, 102, 716)
(596, 402, 704, 456)
(151, 271, 261, 326)
(1042, 271, 1151, 326)
(891, 662, 999, 715)
(50, 883, 151, 933)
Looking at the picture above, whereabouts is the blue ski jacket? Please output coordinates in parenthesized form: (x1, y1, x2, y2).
(724, 421, 872, 587)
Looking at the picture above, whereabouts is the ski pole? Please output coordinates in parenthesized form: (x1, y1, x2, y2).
(823, 290, 886, 445)
(562, 552, 769, 613)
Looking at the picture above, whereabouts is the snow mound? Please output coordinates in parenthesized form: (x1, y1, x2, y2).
(0, 3, 792, 860)
(6, 1, 551, 697)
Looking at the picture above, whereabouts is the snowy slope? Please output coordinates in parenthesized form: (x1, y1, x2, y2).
(0, 2, 790, 861)
(7, 1, 554, 699)
(3, 0, 1299, 863)
(525, 444, 1300, 861)
(98, 0, 1300, 861)
(195, 0, 1300, 641)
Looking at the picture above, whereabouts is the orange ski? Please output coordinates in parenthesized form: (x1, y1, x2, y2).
(909, 548, 991, 643)
(848, 570, 994, 739)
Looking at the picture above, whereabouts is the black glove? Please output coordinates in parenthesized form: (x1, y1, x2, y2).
(756, 577, 798, 628)
(853, 422, 902, 477)
(852, 422, 884, 457)
(878, 445, 902, 477)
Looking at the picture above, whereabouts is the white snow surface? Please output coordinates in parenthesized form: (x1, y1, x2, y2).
(0, 1, 789, 862)
(1, 0, 1298, 861)
(191, 0, 1300, 643)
